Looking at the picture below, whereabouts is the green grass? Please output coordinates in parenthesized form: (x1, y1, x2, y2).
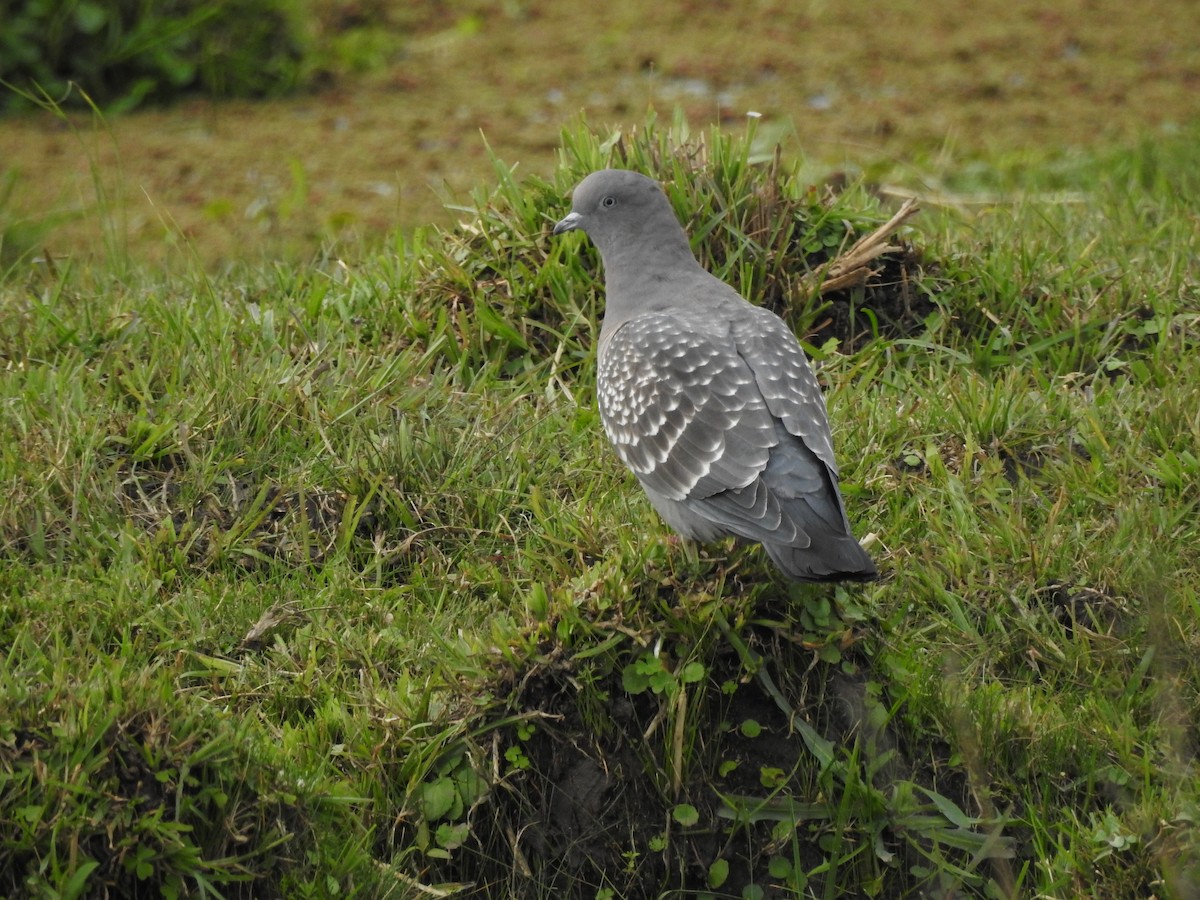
(2, 114, 1198, 897)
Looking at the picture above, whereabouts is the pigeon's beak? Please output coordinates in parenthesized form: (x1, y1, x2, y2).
(552, 211, 581, 235)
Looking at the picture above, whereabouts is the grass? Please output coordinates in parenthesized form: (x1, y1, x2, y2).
(1, 113, 1198, 897)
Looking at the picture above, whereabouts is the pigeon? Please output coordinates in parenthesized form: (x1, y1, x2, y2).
(552, 169, 877, 582)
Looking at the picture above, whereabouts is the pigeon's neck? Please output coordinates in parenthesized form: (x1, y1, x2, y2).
(598, 227, 706, 319)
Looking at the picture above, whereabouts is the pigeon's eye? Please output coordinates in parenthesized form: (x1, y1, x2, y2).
(601, 196, 617, 208)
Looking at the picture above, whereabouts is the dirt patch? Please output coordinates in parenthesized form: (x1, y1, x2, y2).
(804, 231, 937, 352)
(434, 622, 1007, 897)
(119, 460, 361, 568)
(1035, 580, 1128, 639)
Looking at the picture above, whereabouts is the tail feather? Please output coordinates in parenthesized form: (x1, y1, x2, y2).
(763, 536, 878, 583)
(761, 429, 877, 582)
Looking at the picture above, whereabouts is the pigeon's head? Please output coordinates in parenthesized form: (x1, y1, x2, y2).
(552, 169, 686, 255)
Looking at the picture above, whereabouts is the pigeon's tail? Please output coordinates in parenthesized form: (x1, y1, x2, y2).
(761, 534, 878, 583)
(759, 431, 878, 582)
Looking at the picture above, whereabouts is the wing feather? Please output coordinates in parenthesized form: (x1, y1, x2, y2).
(731, 307, 838, 474)
(597, 314, 774, 504)
(597, 304, 857, 554)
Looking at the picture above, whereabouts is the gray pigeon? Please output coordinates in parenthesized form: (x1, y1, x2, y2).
(553, 169, 877, 582)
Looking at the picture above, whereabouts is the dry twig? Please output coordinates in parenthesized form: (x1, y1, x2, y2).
(800, 198, 921, 295)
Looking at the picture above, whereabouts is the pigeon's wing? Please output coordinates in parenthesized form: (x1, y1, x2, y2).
(598, 312, 813, 545)
(728, 305, 856, 533)
(731, 306, 838, 474)
(597, 312, 776, 503)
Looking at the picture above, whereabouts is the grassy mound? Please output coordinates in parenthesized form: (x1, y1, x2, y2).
(1, 116, 1198, 896)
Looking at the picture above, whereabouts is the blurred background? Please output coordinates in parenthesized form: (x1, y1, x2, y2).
(1, 0, 1197, 266)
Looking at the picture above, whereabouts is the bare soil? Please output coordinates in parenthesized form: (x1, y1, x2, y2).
(445, 624, 970, 897)
(1, 0, 1197, 267)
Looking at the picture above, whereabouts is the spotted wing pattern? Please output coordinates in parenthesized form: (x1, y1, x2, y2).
(597, 312, 776, 505)
(731, 305, 837, 474)
(597, 303, 860, 555)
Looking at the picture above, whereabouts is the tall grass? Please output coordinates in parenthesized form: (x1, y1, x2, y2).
(1, 114, 1198, 896)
